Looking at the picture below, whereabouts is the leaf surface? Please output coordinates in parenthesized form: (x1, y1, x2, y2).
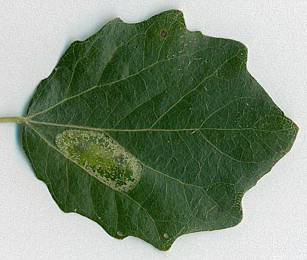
(22, 10, 298, 250)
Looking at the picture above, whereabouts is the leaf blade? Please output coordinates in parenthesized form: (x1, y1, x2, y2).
(22, 10, 298, 250)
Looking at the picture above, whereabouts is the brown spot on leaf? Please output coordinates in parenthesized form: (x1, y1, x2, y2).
(117, 231, 124, 237)
(163, 233, 169, 239)
(160, 30, 167, 38)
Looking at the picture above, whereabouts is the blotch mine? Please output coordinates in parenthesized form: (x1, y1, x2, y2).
(55, 129, 142, 192)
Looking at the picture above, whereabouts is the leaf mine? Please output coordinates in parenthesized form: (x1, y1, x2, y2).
(55, 129, 142, 192)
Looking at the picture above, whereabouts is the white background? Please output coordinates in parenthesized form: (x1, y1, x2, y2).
(0, 1, 306, 259)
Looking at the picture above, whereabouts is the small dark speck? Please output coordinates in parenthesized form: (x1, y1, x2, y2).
(160, 30, 167, 38)
(114, 155, 124, 164)
(218, 208, 224, 213)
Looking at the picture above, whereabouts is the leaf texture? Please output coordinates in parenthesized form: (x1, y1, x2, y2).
(22, 10, 298, 250)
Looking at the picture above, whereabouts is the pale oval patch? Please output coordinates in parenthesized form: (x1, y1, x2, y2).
(55, 129, 142, 192)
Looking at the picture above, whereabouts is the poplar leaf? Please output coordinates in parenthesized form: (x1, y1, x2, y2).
(18, 10, 298, 250)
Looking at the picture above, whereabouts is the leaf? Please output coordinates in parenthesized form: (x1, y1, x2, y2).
(17, 10, 298, 250)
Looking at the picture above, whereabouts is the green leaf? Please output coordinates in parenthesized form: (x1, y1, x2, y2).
(16, 10, 298, 250)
